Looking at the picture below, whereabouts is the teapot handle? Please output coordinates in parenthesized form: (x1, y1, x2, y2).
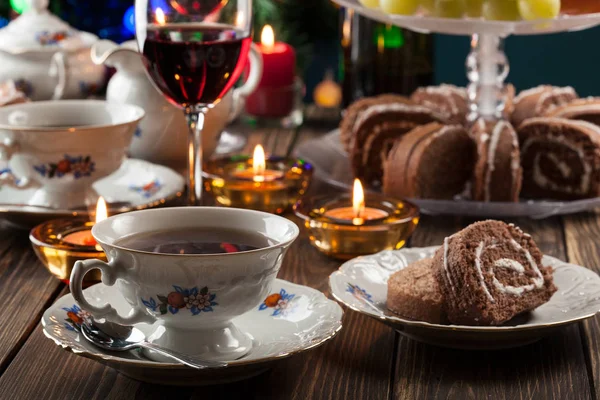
(50, 52, 68, 100)
(229, 43, 263, 122)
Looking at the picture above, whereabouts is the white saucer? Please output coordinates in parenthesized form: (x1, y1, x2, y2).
(329, 247, 600, 350)
(42, 279, 343, 385)
(0, 158, 184, 228)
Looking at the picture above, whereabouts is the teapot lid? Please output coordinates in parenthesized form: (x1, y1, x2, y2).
(0, 0, 98, 53)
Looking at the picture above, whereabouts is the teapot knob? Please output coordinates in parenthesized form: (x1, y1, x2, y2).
(27, 0, 49, 12)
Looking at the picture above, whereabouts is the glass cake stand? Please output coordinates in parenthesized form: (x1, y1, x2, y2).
(333, 0, 600, 120)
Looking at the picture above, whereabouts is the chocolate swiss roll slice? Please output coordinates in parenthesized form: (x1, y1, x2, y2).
(470, 118, 522, 202)
(432, 220, 556, 326)
(511, 85, 578, 128)
(544, 97, 600, 127)
(339, 94, 413, 153)
(410, 84, 468, 125)
(382, 122, 476, 200)
(351, 104, 445, 186)
(518, 117, 600, 200)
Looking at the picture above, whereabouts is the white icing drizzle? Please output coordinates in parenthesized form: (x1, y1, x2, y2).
(552, 103, 600, 118)
(513, 86, 550, 105)
(522, 135, 591, 195)
(475, 242, 495, 302)
(535, 87, 577, 114)
(474, 238, 545, 300)
(483, 121, 509, 201)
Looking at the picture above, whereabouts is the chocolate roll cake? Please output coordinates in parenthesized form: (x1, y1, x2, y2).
(383, 122, 476, 199)
(387, 258, 446, 324)
(471, 119, 522, 202)
(511, 85, 578, 128)
(351, 104, 446, 185)
(518, 117, 600, 200)
(410, 84, 469, 125)
(432, 220, 556, 326)
(545, 97, 600, 127)
(339, 94, 413, 153)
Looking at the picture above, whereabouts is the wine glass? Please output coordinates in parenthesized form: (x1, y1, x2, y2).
(135, 0, 252, 205)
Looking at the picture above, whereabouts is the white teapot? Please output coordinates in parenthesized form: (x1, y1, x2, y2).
(0, 0, 105, 101)
(91, 40, 262, 171)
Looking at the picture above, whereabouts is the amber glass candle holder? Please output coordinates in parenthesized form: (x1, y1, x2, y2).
(30, 218, 106, 286)
(203, 155, 313, 214)
(294, 194, 420, 260)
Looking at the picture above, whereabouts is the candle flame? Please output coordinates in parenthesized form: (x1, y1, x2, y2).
(155, 7, 166, 25)
(261, 25, 275, 48)
(253, 144, 266, 182)
(352, 178, 365, 223)
(95, 197, 107, 224)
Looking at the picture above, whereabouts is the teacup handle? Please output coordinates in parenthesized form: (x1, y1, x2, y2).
(0, 136, 36, 189)
(229, 43, 263, 122)
(50, 52, 68, 100)
(71, 259, 157, 325)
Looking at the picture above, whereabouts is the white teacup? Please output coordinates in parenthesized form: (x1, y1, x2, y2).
(70, 207, 299, 362)
(0, 100, 144, 209)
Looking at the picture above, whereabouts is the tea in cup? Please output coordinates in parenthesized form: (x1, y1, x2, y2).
(70, 207, 299, 361)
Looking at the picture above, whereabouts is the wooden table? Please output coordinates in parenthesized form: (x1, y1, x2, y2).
(1, 121, 600, 400)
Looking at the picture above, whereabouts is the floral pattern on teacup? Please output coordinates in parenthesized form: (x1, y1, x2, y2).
(346, 283, 373, 303)
(13, 79, 33, 97)
(79, 81, 100, 97)
(258, 288, 296, 317)
(134, 127, 142, 138)
(34, 155, 95, 179)
(62, 304, 92, 332)
(141, 286, 218, 316)
(130, 179, 162, 198)
(35, 30, 70, 46)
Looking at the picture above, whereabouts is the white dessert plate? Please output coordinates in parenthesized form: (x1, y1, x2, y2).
(0, 158, 184, 228)
(329, 246, 600, 350)
(294, 129, 600, 219)
(333, 0, 600, 36)
(42, 279, 343, 386)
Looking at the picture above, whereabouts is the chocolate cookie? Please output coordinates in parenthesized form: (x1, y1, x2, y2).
(351, 103, 445, 186)
(432, 220, 556, 326)
(471, 118, 522, 202)
(518, 117, 600, 200)
(387, 257, 446, 324)
(511, 85, 578, 128)
(410, 84, 469, 125)
(382, 122, 476, 199)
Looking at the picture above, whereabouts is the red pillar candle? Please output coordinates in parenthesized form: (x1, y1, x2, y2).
(245, 25, 296, 118)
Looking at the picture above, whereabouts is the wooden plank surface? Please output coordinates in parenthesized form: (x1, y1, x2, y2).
(0, 226, 63, 374)
(563, 211, 600, 400)
(393, 217, 593, 400)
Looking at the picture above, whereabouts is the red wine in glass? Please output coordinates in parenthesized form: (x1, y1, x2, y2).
(143, 23, 251, 107)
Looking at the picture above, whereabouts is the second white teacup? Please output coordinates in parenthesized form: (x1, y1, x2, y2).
(70, 207, 299, 362)
(0, 100, 144, 209)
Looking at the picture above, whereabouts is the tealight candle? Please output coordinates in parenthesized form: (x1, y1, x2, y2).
(324, 179, 389, 225)
(203, 144, 313, 214)
(30, 197, 109, 286)
(294, 180, 420, 260)
(62, 197, 107, 249)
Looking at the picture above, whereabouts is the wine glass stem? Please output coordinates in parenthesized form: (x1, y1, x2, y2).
(185, 108, 206, 206)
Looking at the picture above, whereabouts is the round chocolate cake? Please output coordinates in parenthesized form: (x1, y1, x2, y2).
(545, 97, 600, 127)
(518, 117, 600, 200)
(382, 122, 476, 199)
(410, 84, 469, 125)
(386, 257, 445, 324)
(339, 94, 413, 153)
(471, 119, 522, 202)
(351, 104, 446, 186)
(432, 220, 556, 326)
(511, 85, 578, 128)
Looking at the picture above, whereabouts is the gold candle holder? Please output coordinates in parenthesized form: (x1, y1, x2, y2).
(203, 150, 313, 214)
(30, 218, 106, 286)
(294, 194, 420, 260)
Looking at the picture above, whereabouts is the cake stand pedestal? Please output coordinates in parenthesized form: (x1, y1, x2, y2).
(331, 0, 600, 121)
